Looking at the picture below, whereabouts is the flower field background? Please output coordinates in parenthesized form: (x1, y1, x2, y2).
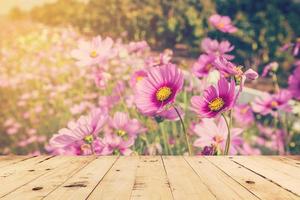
(1, 0, 300, 156)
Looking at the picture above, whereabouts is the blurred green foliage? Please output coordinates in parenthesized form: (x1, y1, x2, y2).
(11, 0, 300, 78)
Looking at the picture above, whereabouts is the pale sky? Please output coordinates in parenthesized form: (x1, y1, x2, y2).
(0, 0, 57, 15)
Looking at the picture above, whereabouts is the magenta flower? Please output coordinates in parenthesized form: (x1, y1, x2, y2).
(71, 36, 114, 66)
(109, 112, 146, 139)
(233, 103, 255, 126)
(191, 78, 236, 118)
(49, 108, 108, 155)
(201, 38, 235, 60)
(135, 63, 183, 116)
(192, 118, 243, 155)
(288, 66, 300, 100)
(192, 54, 215, 78)
(252, 90, 292, 116)
(209, 14, 237, 33)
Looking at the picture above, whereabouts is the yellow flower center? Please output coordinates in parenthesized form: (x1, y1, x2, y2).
(209, 97, 225, 111)
(271, 101, 278, 107)
(90, 50, 98, 58)
(136, 76, 144, 82)
(117, 129, 126, 137)
(156, 86, 172, 102)
(213, 135, 224, 143)
(205, 63, 213, 71)
(84, 135, 94, 144)
(217, 22, 225, 29)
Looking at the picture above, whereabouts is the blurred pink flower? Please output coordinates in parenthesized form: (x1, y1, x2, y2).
(209, 14, 237, 33)
(262, 62, 278, 77)
(101, 133, 135, 155)
(109, 112, 146, 139)
(201, 38, 234, 60)
(93, 68, 111, 89)
(135, 63, 183, 116)
(288, 66, 300, 100)
(233, 103, 255, 126)
(214, 57, 258, 82)
(191, 78, 235, 118)
(192, 118, 243, 155)
(71, 36, 115, 66)
(192, 54, 215, 78)
(129, 70, 148, 87)
(49, 108, 108, 155)
(252, 90, 292, 116)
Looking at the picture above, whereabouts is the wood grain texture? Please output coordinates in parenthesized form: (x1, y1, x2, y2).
(231, 156, 300, 196)
(0, 156, 299, 200)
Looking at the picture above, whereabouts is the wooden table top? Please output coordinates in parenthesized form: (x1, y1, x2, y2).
(0, 156, 299, 200)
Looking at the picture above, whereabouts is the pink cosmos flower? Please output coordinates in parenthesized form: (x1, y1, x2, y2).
(109, 112, 146, 139)
(191, 78, 235, 118)
(213, 57, 258, 81)
(49, 108, 108, 155)
(135, 63, 183, 116)
(288, 66, 300, 100)
(71, 36, 114, 66)
(252, 90, 292, 116)
(209, 14, 237, 33)
(101, 133, 135, 155)
(93, 67, 111, 89)
(201, 38, 235, 60)
(192, 118, 243, 155)
(158, 106, 185, 121)
(233, 103, 255, 126)
(129, 70, 148, 88)
(192, 54, 215, 78)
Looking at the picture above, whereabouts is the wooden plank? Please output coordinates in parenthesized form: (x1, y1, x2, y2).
(271, 156, 300, 168)
(87, 156, 139, 200)
(0, 156, 33, 168)
(185, 156, 259, 200)
(162, 156, 216, 200)
(1, 156, 95, 200)
(0, 156, 65, 197)
(286, 156, 300, 161)
(207, 156, 299, 200)
(44, 156, 117, 200)
(130, 156, 173, 200)
(231, 156, 300, 196)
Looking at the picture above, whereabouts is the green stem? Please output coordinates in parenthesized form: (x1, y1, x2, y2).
(222, 112, 232, 155)
(173, 105, 192, 155)
(159, 122, 170, 155)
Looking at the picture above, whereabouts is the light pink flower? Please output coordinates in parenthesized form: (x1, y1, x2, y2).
(71, 36, 114, 66)
(252, 90, 292, 116)
(129, 70, 148, 87)
(209, 14, 237, 33)
(192, 118, 243, 155)
(201, 38, 234, 60)
(192, 54, 215, 78)
(233, 103, 255, 126)
(49, 108, 108, 155)
(101, 133, 135, 155)
(109, 112, 146, 139)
